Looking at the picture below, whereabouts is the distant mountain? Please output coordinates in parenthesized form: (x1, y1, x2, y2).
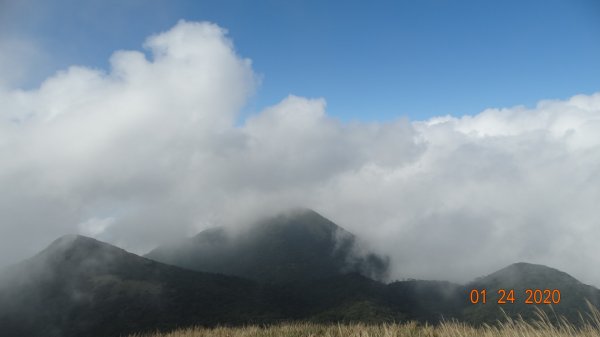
(0, 233, 438, 337)
(0, 235, 282, 337)
(463, 262, 600, 323)
(1, 232, 599, 337)
(145, 209, 390, 284)
(304, 262, 600, 325)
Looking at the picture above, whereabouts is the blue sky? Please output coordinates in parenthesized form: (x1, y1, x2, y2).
(1, 0, 599, 121)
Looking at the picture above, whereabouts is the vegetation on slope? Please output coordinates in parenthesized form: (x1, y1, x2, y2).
(464, 262, 600, 324)
(2, 213, 600, 337)
(145, 209, 389, 284)
(0, 235, 284, 337)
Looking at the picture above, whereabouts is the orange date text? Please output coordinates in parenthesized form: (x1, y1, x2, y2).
(469, 289, 561, 304)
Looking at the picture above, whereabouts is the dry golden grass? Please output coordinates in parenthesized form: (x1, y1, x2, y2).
(130, 303, 600, 337)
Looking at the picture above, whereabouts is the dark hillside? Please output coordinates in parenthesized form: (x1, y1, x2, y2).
(146, 209, 389, 284)
(0, 235, 281, 337)
(463, 262, 600, 324)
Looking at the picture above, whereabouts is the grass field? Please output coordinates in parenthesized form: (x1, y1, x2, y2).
(130, 304, 600, 337)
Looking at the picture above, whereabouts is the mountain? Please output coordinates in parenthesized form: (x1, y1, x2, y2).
(0, 235, 284, 337)
(1, 232, 599, 336)
(301, 262, 600, 325)
(0, 233, 445, 337)
(387, 279, 464, 322)
(295, 272, 401, 323)
(145, 209, 390, 284)
(463, 262, 600, 324)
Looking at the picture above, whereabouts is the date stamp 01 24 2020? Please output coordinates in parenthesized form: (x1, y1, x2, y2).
(469, 289, 561, 305)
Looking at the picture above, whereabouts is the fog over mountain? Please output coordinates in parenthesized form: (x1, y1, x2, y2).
(145, 209, 390, 284)
(1, 20, 600, 286)
(2, 230, 599, 336)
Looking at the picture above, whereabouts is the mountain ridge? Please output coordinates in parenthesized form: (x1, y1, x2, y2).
(1, 212, 600, 336)
(145, 209, 390, 284)
(463, 261, 600, 324)
(473, 262, 583, 287)
(0, 233, 284, 337)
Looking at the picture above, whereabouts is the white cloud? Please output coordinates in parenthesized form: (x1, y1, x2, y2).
(1, 20, 600, 286)
(78, 216, 115, 237)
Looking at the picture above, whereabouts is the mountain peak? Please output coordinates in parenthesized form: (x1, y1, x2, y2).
(259, 208, 334, 227)
(46, 234, 95, 248)
(472, 262, 582, 289)
(497, 262, 578, 279)
(147, 210, 389, 283)
(0, 236, 275, 337)
(41, 234, 119, 257)
(23, 234, 137, 276)
(506, 261, 555, 270)
(252, 208, 345, 238)
(282, 207, 324, 218)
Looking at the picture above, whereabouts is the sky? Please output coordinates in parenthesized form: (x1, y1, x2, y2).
(1, 0, 600, 285)
(2, 0, 600, 121)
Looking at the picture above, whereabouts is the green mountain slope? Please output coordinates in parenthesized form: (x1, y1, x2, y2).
(1, 232, 598, 337)
(387, 279, 465, 322)
(145, 209, 389, 284)
(463, 262, 600, 324)
(0, 235, 282, 337)
(0, 234, 444, 337)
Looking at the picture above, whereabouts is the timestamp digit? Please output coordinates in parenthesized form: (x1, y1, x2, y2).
(543, 289, 552, 304)
(525, 289, 533, 304)
(533, 289, 542, 304)
(497, 289, 515, 304)
(506, 289, 515, 303)
(552, 289, 561, 304)
(470, 289, 487, 304)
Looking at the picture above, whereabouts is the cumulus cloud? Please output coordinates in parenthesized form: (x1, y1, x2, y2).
(1, 20, 600, 286)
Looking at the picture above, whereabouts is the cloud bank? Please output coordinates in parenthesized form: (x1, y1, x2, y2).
(1, 20, 600, 285)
